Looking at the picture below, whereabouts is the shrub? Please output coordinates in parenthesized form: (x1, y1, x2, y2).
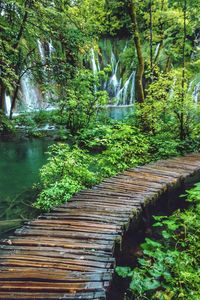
(116, 183, 200, 300)
(96, 124, 150, 177)
(35, 144, 99, 211)
(0, 111, 15, 134)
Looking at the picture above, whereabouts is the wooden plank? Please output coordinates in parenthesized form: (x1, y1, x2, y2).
(0, 245, 112, 258)
(0, 291, 106, 299)
(0, 268, 112, 282)
(0, 281, 107, 292)
(0, 254, 112, 269)
(0, 250, 115, 264)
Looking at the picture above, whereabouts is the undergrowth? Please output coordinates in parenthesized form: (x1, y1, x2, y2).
(116, 183, 200, 300)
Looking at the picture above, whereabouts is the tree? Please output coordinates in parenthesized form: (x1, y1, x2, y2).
(128, 0, 145, 103)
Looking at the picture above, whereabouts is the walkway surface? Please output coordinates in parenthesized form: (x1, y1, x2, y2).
(0, 153, 200, 300)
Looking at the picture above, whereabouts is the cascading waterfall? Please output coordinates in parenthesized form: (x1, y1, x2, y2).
(193, 82, 200, 103)
(37, 40, 46, 65)
(6, 37, 198, 115)
(91, 48, 100, 74)
(154, 43, 161, 59)
(4, 40, 54, 116)
(37, 40, 55, 107)
(188, 79, 200, 103)
(5, 39, 137, 115)
(5, 94, 12, 116)
(90, 41, 136, 106)
(116, 71, 136, 105)
(20, 71, 41, 111)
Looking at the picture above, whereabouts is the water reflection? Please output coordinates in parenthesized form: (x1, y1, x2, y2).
(0, 138, 53, 237)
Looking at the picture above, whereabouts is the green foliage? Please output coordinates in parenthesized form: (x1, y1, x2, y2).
(54, 68, 109, 134)
(96, 124, 150, 177)
(148, 132, 180, 160)
(36, 177, 81, 211)
(0, 111, 15, 134)
(103, 0, 132, 36)
(35, 123, 151, 210)
(35, 143, 98, 211)
(137, 69, 200, 145)
(116, 183, 200, 299)
(14, 113, 37, 129)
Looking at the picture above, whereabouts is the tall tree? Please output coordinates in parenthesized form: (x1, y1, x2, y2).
(179, 0, 187, 140)
(149, 0, 153, 80)
(128, 0, 145, 102)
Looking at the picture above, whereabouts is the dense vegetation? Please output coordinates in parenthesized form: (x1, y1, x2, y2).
(116, 182, 200, 300)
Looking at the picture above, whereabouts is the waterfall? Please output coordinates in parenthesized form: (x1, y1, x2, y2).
(107, 54, 121, 98)
(37, 40, 55, 107)
(5, 39, 135, 114)
(111, 50, 116, 70)
(90, 40, 136, 106)
(49, 40, 55, 58)
(188, 79, 200, 103)
(5, 94, 12, 116)
(3, 40, 55, 115)
(91, 48, 99, 74)
(154, 43, 161, 59)
(188, 79, 195, 91)
(193, 83, 200, 103)
(130, 71, 136, 104)
(37, 40, 46, 65)
(21, 71, 40, 111)
(116, 71, 135, 105)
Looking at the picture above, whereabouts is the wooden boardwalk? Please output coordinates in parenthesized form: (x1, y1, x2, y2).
(0, 153, 200, 300)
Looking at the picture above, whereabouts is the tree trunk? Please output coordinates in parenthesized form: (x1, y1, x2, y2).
(154, 0, 165, 65)
(0, 81, 6, 112)
(128, 0, 145, 103)
(149, 0, 153, 81)
(13, 0, 29, 50)
(180, 0, 187, 140)
(164, 56, 171, 73)
(9, 84, 20, 119)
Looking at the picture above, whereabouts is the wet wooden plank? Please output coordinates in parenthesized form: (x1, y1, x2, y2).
(0, 291, 106, 299)
(0, 268, 112, 281)
(14, 228, 118, 241)
(0, 281, 108, 292)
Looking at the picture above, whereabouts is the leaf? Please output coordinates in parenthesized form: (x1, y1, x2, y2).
(115, 266, 133, 278)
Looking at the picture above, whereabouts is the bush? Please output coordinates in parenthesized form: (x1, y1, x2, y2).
(14, 113, 37, 129)
(35, 144, 99, 211)
(0, 111, 15, 134)
(148, 132, 180, 160)
(96, 124, 150, 177)
(116, 183, 200, 300)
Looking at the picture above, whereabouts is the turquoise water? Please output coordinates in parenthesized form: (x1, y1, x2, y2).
(100, 105, 134, 120)
(0, 138, 53, 237)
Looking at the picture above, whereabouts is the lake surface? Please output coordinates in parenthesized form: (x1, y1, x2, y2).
(0, 138, 53, 237)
